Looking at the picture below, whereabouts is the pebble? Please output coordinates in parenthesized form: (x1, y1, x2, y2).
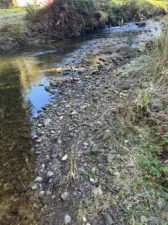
(82, 216, 87, 223)
(36, 139, 42, 143)
(34, 176, 43, 183)
(90, 178, 98, 184)
(46, 171, 54, 178)
(38, 124, 43, 127)
(39, 191, 45, 196)
(70, 110, 77, 115)
(61, 192, 69, 201)
(62, 154, 68, 161)
(64, 215, 72, 224)
(31, 183, 38, 190)
(43, 118, 51, 127)
(103, 130, 111, 141)
(33, 114, 39, 119)
(107, 153, 115, 163)
(104, 213, 114, 225)
(93, 186, 103, 196)
(113, 172, 120, 177)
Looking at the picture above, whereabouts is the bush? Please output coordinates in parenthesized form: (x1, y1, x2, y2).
(0, 0, 12, 9)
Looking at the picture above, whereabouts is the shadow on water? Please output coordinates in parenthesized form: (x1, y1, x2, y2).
(0, 62, 40, 224)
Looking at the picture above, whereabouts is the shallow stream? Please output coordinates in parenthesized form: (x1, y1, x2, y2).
(0, 19, 162, 224)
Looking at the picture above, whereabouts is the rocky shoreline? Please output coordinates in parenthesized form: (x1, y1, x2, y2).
(29, 19, 166, 225)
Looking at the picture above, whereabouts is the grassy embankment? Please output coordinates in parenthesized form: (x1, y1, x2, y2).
(0, 0, 167, 40)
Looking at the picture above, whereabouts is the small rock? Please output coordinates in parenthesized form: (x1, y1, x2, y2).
(93, 186, 103, 196)
(104, 213, 114, 225)
(91, 146, 100, 155)
(124, 140, 129, 144)
(64, 215, 72, 224)
(43, 118, 51, 127)
(36, 139, 42, 143)
(70, 110, 77, 116)
(141, 215, 148, 223)
(107, 154, 115, 163)
(37, 124, 43, 128)
(46, 190, 52, 195)
(90, 178, 98, 184)
(50, 130, 55, 134)
(46, 171, 54, 178)
(149, 99, 163, 112)
(86, 223, 91, 225)
(39, 191, 45, 196)
(113, 172, 120, 177)
(31, 183, 38, 190)
(62, 154, 68, 161)
(82, 216, 87, 223)
(33, 114, 39, 119)
(103, 130, 111, 141)
(34, 176, 43, 183)
(61, 192, 69, 201)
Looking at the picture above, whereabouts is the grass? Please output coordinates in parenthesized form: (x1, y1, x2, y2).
(0, 8, 25, 18)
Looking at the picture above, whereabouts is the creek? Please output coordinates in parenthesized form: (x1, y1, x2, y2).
(0, 19, 162, 224)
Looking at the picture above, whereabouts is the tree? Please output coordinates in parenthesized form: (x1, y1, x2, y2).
(12, 0, 18, 7)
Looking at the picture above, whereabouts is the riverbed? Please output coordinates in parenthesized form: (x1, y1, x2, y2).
(0, 19, 162, 224)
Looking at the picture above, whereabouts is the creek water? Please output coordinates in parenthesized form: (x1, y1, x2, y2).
(0, 19, 162, 224)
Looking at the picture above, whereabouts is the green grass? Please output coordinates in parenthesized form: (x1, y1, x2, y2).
(0, 8, 25, 18)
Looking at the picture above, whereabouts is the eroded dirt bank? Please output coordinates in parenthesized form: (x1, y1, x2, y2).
(29, 19, 168, 225)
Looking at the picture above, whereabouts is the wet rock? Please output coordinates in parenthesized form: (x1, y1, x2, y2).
(61, 192, 69, 201)
(103, 213, 114, 225)
(34, 176, 43, 183)
(64, 215, 72, 224)
(46, 171, 54, 178)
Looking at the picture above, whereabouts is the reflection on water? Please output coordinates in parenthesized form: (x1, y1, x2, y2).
(0, 41, 83, 224)
(0, 62, 40, 224)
